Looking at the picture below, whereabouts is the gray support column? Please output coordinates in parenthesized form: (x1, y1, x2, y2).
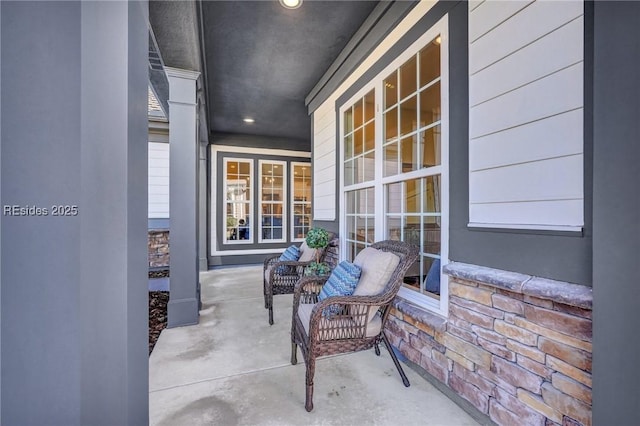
(592, 1, 640, 424)
(1, 1, 148, 425)
(199, 142, 209, 271)
(167, 67, 201, 327)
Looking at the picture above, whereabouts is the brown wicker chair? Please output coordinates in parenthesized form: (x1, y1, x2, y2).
(263, 239, 333, 325)
(290, 240, 419, 412)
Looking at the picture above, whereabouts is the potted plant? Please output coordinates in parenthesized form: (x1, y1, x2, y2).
(304, 227, 331, 276)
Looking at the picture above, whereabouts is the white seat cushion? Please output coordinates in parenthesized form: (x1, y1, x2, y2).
(298, 303, 381, 340)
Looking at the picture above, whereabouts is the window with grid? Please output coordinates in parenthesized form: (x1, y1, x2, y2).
(259, 160, 286, 242)
(383, 36, 443, 301)
(291, 162, 312, 241)
(224, 159, 253, 244)
(340, 23, 448, 314)
(343, 89, 376, 185)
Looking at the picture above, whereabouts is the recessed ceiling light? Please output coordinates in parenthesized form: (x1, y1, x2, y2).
(279, 0, 302, 9)
(243, 118, 255, 123)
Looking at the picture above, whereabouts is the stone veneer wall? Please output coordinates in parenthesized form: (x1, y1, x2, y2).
(148, 230, 170, 269)
(385, 262, 593, 426)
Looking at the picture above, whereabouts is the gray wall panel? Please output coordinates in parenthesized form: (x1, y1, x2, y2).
(1, 2, 149, 424)
(592, 1, 640, 423)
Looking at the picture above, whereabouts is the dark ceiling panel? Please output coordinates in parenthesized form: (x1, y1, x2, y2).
(201, 0, 378, 143)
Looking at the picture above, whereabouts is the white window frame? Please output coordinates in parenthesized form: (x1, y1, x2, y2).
(223, 157, 254, 245)
(290, 161, 312, 242)
(258, 159, 287, 244)
(339, 16, 449, 316)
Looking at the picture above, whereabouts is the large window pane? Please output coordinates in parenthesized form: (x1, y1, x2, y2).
(421, 126, 441, 168)
(399, 56, 417, 101)
(292, 163, 312, 240)
(344, 108, 353, 134)
(364, 122, 375, 152)
(384, 71, 397, 109)
(225, 159, 252, 243)
(399, 95, 418, 137)
(420, 82, 441, 127)
(364, 91, 375, 122)
(401, 134, 417, 173)
(384, 142, 399, 177)
(354, 99, 363, 128)
(384, 107, 398, 142)
(419, 37, 441, 88)
(260, 161, 285, 242)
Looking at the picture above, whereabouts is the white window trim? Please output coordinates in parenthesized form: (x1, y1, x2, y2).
(290, 161, 312, 242)
(339, 15, 450, 317)
(222, 157, 254, 245)
(258, 159, 287, 244)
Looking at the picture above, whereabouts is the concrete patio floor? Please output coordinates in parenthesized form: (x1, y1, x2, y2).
(149, 265, 480, 426)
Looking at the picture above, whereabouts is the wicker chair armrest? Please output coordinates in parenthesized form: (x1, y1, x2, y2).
(264, 254, 282, 269)
(292, 275, 329, 312)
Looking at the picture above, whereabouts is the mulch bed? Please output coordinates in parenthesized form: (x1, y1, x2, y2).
(149, 291, 170, 355)
(148, 269, 170, 355)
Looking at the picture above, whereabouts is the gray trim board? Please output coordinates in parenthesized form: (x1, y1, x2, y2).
(148, 218, 170, 230)
(592, 1, 640, 423)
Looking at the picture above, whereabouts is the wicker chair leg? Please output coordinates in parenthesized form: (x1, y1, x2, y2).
(268, 306, 274, 325)
(374, 343, 381, 356)
(291, 342, 298, 365)
(305, 357, 316, 412)
(383, 334, 410, 387)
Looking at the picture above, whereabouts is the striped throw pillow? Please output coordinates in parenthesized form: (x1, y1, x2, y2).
(276, 245, 301, 274)
(318, 261, 362, 317)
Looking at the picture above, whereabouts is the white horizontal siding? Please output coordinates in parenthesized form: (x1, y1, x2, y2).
(470, 63, 583, 139)
(470, 16, 584, 107)
(469, 0, 583, 75)
(469, 0, 532, 43)
(469, 0, 584, 230)
(313, 101, 337, 221)
(470, 155, 583, 204)
(148, 142, 170, 219)
(470, 109, 583, 171)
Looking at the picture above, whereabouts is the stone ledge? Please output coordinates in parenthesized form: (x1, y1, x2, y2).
(392, 298, 447, 333)
(444, 262, 592, 310)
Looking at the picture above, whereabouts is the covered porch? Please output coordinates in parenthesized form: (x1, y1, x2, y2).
(149, 265, 480, 425)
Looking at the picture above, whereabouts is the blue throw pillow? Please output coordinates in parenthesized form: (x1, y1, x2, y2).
(318, 261, 362, 317)
(276, 245, 301, 274)
(424, 258, 441, 293)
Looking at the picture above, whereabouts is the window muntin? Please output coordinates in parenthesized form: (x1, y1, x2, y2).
(343, 89, 375, 186)
(224, 158, 253, 244)
(291, 162, 312, 241)
(344, 187, 375, 262)
(259, 160, 286, 243)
